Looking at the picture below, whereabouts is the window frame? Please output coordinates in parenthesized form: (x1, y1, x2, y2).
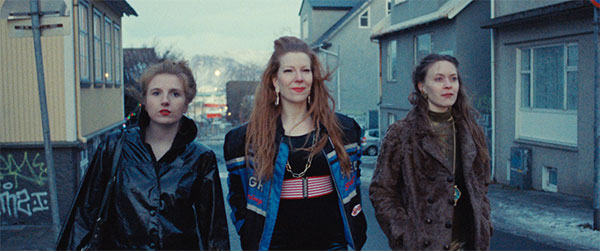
(414, 33, 432, 65)
(518, 43, 578, 112)
(358, 7, 370, 28)
(92, 8, 103, 87)
(387, 40, 397, 82)
(78, 0, 91, 87)
(114, 23, 121, 87)
(388, 113, 396, 126)
(386, 0, 392, 15)
(104, 16, 113, 87)
(515, 42, 579, 147)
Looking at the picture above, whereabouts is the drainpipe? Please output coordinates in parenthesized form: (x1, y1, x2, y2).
(490, 28, 496, 182)
(593, 4, 600, 231)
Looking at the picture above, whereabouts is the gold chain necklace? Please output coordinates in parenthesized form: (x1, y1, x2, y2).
(285, 132, 317, 178)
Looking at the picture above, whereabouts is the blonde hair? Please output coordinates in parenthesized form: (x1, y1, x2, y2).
(136, 60, 197, 104)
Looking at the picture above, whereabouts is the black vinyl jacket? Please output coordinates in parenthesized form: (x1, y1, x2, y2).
(56, 114, 230, 250)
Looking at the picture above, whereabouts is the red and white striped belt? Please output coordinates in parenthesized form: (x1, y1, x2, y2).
(281, 175, 334, 199)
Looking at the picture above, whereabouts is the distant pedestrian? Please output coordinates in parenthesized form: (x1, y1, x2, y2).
(56, 60, 230, 250)
(369, 54, 492, 250)
(223, 36, 367, 250)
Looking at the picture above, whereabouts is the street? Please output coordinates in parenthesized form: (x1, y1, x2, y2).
(202, 135, 565, 250)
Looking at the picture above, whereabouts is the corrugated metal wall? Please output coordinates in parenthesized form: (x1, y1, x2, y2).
(0, 19, 67, 143)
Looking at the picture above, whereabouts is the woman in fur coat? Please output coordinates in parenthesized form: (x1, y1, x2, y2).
(369, 54, 492, 250)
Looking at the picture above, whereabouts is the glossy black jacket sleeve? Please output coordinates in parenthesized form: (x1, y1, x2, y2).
(193, 150, 230, 250)
(56, 136, 114, 250)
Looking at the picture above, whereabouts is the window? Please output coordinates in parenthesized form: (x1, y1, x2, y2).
(520, 44, 578, 110)
(359, 8, 369, 28)
(302, 18, 308, 39)
(93, 9, 102, 85)
(516, 43, 578, 146)
(78, 1, 90, 83)
(114, 24, 121, 86)
(78, 2, 90, 81)
(387, 40, 397, 81)
(414, 33, 431, 64)
(386, 0, 392, 15)
(368, 130, 379, 137)
(542, 166, 558, 192)
(388, 113, 396, 126)
(104, 17, 113, 85)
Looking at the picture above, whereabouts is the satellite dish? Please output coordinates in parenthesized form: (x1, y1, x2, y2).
(0, 0, 68, 19)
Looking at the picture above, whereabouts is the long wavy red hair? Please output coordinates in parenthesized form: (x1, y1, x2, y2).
(246, 36, 351, 180)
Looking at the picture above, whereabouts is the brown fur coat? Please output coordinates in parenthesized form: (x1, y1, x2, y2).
(369, 114, 492, 250)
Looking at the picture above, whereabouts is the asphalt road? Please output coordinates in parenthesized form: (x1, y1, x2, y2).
(202, 138, 563, 250)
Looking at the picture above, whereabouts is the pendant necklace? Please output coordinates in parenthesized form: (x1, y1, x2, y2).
(451, 116, 461, 206)
(285, 132, 318, 198)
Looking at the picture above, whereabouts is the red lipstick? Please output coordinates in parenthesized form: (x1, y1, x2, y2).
(291, 87, 305, 93)
(159, 109, 171, 116)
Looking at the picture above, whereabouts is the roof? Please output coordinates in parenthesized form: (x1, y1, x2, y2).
(481, 1, 591, 29)
(311, 0, 368, 47)
(299, 0, 362, 15)
(105, 0, 137, 17)
(371, 0, 472, 39)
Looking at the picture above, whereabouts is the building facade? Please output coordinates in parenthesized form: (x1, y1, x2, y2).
(299, 0, 385, 129)
(372, 0, 491, 137)
(483, 0, 596, 197)
(0, 0, 136, 248)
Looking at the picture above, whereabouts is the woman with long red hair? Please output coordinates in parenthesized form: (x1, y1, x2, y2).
(224, 36, 367, 250)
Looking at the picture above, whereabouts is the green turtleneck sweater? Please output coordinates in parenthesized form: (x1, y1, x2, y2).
(428, 110, 455, 166)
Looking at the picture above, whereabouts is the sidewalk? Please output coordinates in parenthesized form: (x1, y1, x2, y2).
(488, 184, 600, 250)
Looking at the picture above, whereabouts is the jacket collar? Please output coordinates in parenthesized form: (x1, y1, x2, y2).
(421, 118, 476, 173)
(138, 108, 198, 149)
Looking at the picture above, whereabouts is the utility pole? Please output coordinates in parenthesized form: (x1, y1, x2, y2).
(593, 2, 600, 231)
(29, 0, 61, 238)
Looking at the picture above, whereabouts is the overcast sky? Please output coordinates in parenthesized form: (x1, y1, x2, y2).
(122, 0, 303, 64)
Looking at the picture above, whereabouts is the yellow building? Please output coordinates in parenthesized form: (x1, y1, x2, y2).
(0, 0, 136, 248)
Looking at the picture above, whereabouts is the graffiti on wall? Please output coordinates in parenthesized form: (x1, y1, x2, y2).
(0, 151, 51, 222)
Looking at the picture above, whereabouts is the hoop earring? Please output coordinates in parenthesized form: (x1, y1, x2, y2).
(308, 95, 311, 104)
(275, 92, 280, 106)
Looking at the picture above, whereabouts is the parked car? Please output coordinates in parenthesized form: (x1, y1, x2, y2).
(361, 129, 380, 156)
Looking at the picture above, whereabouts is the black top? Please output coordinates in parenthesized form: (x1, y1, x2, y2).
(270, 131, 346, 250)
